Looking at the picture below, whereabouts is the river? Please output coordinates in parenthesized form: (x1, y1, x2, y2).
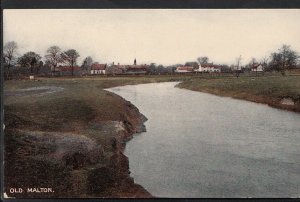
(107, 82, 300, 198)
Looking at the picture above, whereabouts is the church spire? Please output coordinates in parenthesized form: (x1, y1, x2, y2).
(134, 58, 136, 65)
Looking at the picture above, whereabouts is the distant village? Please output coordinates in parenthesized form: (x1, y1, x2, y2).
(7, 57, 266, 78)
(47, 59, 267, 77)
(3, 42, 299, 79)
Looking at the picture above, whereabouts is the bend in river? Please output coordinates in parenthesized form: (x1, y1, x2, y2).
(107, 82, 300, 198)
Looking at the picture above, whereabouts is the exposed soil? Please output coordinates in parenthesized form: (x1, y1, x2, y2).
(4, 90, 152, 198)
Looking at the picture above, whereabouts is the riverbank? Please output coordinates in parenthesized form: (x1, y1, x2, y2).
(4, 74, 300, 198)
(108, 79, 300, 198)
(177, 75, 300, 113)
(4, 77, 182, 198)
(4, 93, 150, 198)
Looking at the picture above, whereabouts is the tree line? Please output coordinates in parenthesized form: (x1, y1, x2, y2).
(148, 44, 299, 76)
(3, 41, 300, 79)
(197, 45, 299, 75)
(3, 42, 84, 79)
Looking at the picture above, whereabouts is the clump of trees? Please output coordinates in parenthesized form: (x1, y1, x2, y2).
(45, 46, 63, 71)
(61, 49, 80, 76)
(245, 45, 299, 76)
(18, 51, 42, 74)
(148, 63, 177, 75)
(3, 41, 84, 79)
(196, 45, 299, 76)
(269, 45, 299, 76)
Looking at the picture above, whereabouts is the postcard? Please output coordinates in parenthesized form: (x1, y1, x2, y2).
(2, 8, 300, 199)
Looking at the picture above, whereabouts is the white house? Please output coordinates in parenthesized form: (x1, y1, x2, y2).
(251, 64, 264, 72)
(196, 63, 221, 72)
(91, 63, 107, 75)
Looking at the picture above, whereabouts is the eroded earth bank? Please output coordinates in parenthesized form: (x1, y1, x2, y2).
(4, 79, 153, 198)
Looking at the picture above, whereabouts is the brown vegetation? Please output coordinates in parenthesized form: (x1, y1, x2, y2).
(177, 75, 300, 113)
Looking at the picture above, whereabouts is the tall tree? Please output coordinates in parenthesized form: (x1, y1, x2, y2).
(269, 44, 299, 75)
(61, 49, 80, 76)
(17, 52, 41, 74)
(197, 56, 209, 65)
(45, 46, 62, 71)
(3, 41, 18, 79)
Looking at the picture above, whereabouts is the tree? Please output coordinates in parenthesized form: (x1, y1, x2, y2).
(197, 56, 209, 64)
(157, 64, 166, 74)
(17, 52, 41, 74)
(3, 41, 18, 79)
(148, 63, 157, 74)
(81, 56, 93, 70)
(61, 49, 80, 76)
(36, 61, 44, 74)
(45, 46, 63, 71)
(269, 44, 299, 76)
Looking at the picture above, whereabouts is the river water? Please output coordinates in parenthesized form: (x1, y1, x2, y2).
(107, 82, 300, 198)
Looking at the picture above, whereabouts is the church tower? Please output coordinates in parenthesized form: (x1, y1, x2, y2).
(134, 58, 136, 65)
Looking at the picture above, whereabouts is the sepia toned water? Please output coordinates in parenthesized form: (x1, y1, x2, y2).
(107, 82, 300, 198)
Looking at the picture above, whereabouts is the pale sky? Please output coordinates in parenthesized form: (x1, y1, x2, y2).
(3, 9, 300, 66)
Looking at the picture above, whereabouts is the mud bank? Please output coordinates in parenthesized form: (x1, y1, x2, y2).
(4, 93, 152, 198)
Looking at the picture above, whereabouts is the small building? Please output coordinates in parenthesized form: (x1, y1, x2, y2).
(251, 63, 264, 72)
(197, 63, 221, 72)
(175, 66, 194, 73)
(91, 64, 107, 75)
